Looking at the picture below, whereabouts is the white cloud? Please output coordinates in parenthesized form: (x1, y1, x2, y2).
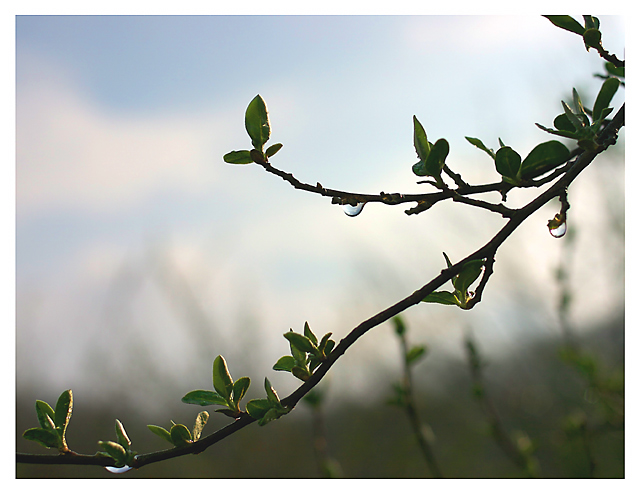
(16, 54, 234, 218)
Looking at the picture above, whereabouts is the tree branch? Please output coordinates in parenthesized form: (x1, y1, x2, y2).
(17, 104, 624, 471)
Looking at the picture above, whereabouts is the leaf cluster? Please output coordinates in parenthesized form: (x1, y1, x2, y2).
(422, 253, 484, 309)
(535, 84, 621, 151)
(273, 322, 335, 382)
(465, 136, 571, 186)
(223, 94, 283, 165)
(147, 412, 210, 448)
(182, 355, 251, 418)
(245, 378, 291, 426)
(411, 116, 450, 185)
(22, 390, 73, 453)
(97, 420, 137, 468)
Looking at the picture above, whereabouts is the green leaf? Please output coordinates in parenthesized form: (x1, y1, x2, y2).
(192, 412, 209, 442)
(23, 428, 61, 449)
(465, 136, 495, 159)
(258, 406, 289, 426)
(424, 138, 449, 177)
(543, 16, 585, 35)
(181, 390, 229, 407)
(245, 94, 271, 151)
(264, 378, 281, 405)
(421, 291, 459, 305)
(98, 441, 128, 467)
(413, 116, 430, 161)
(292, 366, 312, 381)
(412, 160, 428, 177)
(605, 62, 624, 78)
(303, 321, 318, 346)
(223, 150, 253, 164)
(318, 332, 334, 355)
(498, 137, 507, 148)
(562, 100, 585, 130)
(115, 419, 131, 450)
(273, 355, 296, 372)
(215, 408, 239, 418)
(572, 89, 587, 119)
(406, 345, 427, 365)
(232, 377, 251, 406)
(583, 28, 602, 50)
(265, 143, 283, 158)
(54, 390, 73, 433)
(535, 122, 577, 139)
(553, 113, 574, 132)
(453, 259, 485, 295)
(246, 399, 272, 420)
(593, 77, 620, 121)
(147, 425, 173, 444)
(520, 140, 571, 178)
(494, 146, 522, 180)
(583, 16, 600, 30)
(324, 340, 335, 356)
(213, 355, 234, 403)
(170, 423, 192, 447)
(35, 400, 56, 430)
(283, 331, 318, 355)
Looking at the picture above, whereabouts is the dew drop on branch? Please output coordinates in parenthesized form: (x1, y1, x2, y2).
(549, 221, 567, 238)
(343, 203, 365, 217)
(105, 465, 133, 474)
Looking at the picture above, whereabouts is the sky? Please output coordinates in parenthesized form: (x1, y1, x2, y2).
(13, 12, 626, 412)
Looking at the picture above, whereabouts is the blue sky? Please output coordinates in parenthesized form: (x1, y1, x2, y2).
(14, 14, 625, 406)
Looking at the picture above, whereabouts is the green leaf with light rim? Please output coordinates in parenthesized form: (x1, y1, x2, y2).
(245, 94, 271, 151)
(273, 355, 296, 372)
(170, 423, 193, 447)
(413, 116, 430, 161)
(232, 377, 251, 407)
(181, 390, 228, 407)
(192, 412, 209, 442)
(264, 378, 281, 405)
(147, 425, 172, 444)
(115, 419, 131, 450)
(23, 428, 61, 449)
(284, 331, 318, 356)
(35, 400, 56, 430)
(421, 291, 459, 306)
(246, 399, 272, 420)
(98, 441, 128, 467)
(213, 355, 234, 403)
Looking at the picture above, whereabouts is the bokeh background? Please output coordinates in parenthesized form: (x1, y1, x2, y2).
(15, 14, 625, 478)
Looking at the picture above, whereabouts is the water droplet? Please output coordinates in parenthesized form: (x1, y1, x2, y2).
(547, 214, 567, 238)
(105, 465, 133, 474)
(342, 202, 365, 217)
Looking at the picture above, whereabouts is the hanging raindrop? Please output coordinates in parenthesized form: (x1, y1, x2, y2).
(342, 202, 365, 217)
(105, 465, 133, 474)
(547, 213, 567, 238)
